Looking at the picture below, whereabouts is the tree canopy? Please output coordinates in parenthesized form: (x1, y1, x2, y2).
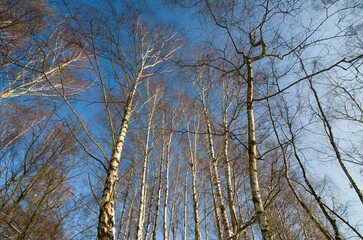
(0, 0, 362, 239)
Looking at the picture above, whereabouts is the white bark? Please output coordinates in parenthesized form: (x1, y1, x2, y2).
(163, 133, 173, 240)
(136, 90, 158, 240)
(186, 124, 202, 240)
(96, 19, 179, 239)
(97, 81, 139, 240)
(246, 59, 274, 240)
(183, 170, 188, 240)
(223, 117, 238, 233)
(201, 99, 232, 239)
(168, 158, 182, 240)
(151, 158, 163, 240)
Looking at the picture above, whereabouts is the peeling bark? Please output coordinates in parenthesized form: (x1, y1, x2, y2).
(97, 82, 138, 240)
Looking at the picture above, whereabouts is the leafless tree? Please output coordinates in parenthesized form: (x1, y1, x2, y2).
(0, 0, 85, 103)
(57, 1, 181, 239)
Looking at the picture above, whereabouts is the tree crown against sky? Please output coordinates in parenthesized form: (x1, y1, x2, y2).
(0, 0, 362, 239)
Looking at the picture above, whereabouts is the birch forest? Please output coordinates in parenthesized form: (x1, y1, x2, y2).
(1, 0, 363, 239)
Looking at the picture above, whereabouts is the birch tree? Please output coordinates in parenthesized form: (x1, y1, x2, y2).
(165, 0, 362, 238)
(135, 80, 164, 240)
(184, 112, 203, 240)
(60, 1, 181, 239)
(190, 66, 233, 238)
(3, 0, 362, 239)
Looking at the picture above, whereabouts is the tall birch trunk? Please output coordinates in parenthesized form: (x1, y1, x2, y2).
(97, 81, 139, 240)
(208, 161, 223, 240)
(95, 16, 179, 239)
(186, 127, 202, 240)
(168, 158, 181, 239)
(151, 156, 163, 240)
(136, 91, 157, 240)
(223, 117, 238, 233)
(183, 169, 188, 240)
(246, 59, 274, 240)
(202, 103, 232, 239)
(203, 187, 209, 240)
(163, 132, 173, 240)
(135, 130, 151, 240)
(143, 184, 155, 240)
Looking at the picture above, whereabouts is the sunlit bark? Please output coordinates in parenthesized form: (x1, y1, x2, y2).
(246, 59, 274, 240)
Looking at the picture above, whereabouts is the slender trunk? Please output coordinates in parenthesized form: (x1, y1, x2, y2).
(187, 129, 202, 240)
(190, 159, 202, 240)
(163, 132, 173, 240)
(243, 177, 255, 239)
(208, 159, 223, 240)
(151, 158, 163, 240)
(235, 175, 252, 239)
(135, 139, 150, 240)
(98, 81, 138, 240)
(204, 188, 209, 240)
(202, 103, 232, 239)
(143, 184, 155, 240)
(183, 170, 188, 240)
(168, 158, 181, 239)
(117, 193, 128, 239)
(223, 116, 238, 233)
(136, 97, 155, 240)
(172, 201, 178, 240)
(246, 59, 274, 240)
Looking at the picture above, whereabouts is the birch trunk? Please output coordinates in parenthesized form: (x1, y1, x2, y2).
(208, 158, 223, 240)
(186, 128, 202, 240)
(202, 104, 232, 239)
(95, 15, 179, 239)
(135, 138, 150, 240)
(136, 93, 156, 240)
(223, 118, 238, 233)
(246, 59, 274, 240)
(183, 169, 188, 240)
(163, 132, 173, 240)
(97, 81, 139, 240)
(203, 188, 209, 240)
(168, 158, 181, 239)
(151, 157, 163, 240)
(143, 184, 155, 240)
